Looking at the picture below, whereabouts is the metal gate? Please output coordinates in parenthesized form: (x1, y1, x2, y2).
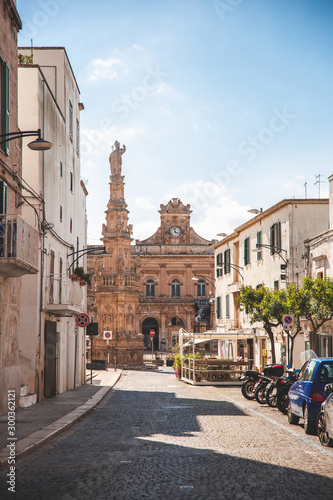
(44, 320, 57, 398)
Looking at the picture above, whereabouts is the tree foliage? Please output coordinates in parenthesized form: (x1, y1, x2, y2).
(237, 286, 288, 363)
(291, 276, 333, 352)
(238, 277, 333, 365)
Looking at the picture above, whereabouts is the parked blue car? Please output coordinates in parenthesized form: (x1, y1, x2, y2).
(287, 358, 333, 434)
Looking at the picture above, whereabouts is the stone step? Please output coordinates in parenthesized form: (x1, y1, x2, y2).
(19, 393, 37, 408)
(20, 385, 28, 397)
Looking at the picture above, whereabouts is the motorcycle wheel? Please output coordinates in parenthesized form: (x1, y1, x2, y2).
(255, 383, 268, 404)
(266, 385, 278, 407)
(276, 387, 289, 414)
(317, 411, 333, 447)
(241, 379, 256, 400)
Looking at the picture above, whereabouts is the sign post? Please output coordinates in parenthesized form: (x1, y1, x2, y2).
(103, 331, 112, 368)
(150, 329, 155, 361)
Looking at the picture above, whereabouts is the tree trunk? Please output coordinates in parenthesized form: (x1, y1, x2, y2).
(265, 325, 276, 364)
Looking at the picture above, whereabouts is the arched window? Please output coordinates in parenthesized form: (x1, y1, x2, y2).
(197, 279, 206, 297)
(170, 317, 184, 326)
(171, 279, 181, 297)
(146, 279, 155, 297)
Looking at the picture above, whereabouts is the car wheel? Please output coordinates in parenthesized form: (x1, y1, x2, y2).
(317, 411, 333, 447)
(303, 405, 316, 435)
(287, 401, 299, 425)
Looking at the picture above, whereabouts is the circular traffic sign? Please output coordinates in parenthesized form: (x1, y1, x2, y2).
(104, 331, 111, 339)
(76, 313, 90, 328)
(284, 316, 292, 324)
(150, 329, 155, 337)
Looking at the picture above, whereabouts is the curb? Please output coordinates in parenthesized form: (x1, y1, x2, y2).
(0, 372, 121, 469)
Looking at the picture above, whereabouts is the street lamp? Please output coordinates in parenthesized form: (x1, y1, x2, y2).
(248, 208, 262, 215)
(252, 244, 288, 264)
(217, 232, 228, 238)
(67, 246, 110, 272)
(0, 128, 52, 151)
(216, 261, 244, 280)
(192, 274, 216, 289)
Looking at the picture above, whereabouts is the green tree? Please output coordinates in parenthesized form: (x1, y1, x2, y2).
(237, 286, 288, 364)
(292, 277, 333, 354)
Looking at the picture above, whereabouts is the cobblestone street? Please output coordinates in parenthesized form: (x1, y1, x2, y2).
(1, 367, 333, 500)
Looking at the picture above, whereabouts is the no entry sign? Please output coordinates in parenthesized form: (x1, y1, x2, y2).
(150, 329, 155, 337)
(75, 313, 90, 328)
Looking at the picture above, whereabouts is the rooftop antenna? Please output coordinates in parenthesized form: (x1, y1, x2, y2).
(304, 180, 307, 199)
(314, 174, 325, 198)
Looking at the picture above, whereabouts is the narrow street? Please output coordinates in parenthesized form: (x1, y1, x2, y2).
(1, 367, 333, 500)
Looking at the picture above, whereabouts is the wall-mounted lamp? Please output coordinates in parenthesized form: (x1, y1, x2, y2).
(252, 244, 288, 264)
(67, 246, 110, 272)
(247, 208, 262, 215)
(0, 128, 52, 151)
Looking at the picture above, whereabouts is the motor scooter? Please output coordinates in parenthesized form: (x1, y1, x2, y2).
(240, 364, 284, 401)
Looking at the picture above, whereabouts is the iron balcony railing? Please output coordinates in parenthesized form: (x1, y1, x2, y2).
(0, 214, 38, 276)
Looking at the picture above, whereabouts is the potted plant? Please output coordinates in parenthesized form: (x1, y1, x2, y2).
(73, 266, 91, 286)
(173, 353, 181, 378)
(166, 354, 174, 367)
(152, 355, 164, 366)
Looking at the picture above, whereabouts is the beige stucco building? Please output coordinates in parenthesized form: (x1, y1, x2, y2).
(304, 174, 333, 357)
(17, 47, 87, 403)
(87, 143, 215, 364)
(214, 199, 330, 370)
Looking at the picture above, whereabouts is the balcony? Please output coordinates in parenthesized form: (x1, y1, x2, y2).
(0, 214, 39, 277)
(45, 275, 85, 316)
(97, 273, 139, 288)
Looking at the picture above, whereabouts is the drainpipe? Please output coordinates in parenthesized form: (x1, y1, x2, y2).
(36, 79, 46, 402)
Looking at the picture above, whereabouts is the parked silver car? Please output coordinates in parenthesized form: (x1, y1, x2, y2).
(316, 382, 333, 447)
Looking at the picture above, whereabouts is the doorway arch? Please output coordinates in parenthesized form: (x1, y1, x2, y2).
(142, 317, 159, 351)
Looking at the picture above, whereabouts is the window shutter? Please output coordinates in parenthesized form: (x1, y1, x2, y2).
(226, 249, 230, 273)
(4, 63, 9, 155)
(276, 221, 281, 252)
(0, 181, 7, 214)
(226, 294, 230, 318)
(270, 225, 275, 254)
(256, 231, 262, 260)
(216, 296, 221, 319)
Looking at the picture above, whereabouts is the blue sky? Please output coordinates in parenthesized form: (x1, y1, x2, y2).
(17, 0, 333, 243)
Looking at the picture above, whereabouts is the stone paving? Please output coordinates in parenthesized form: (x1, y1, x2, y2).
(0, 367, 332, 500)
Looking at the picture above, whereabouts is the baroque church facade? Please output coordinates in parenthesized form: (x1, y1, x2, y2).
(87, 142, 215, 364)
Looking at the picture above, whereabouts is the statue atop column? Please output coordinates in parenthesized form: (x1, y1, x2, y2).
(109, 140, 126, 176)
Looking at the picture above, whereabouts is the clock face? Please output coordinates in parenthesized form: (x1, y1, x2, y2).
(170, 226, 181, 238)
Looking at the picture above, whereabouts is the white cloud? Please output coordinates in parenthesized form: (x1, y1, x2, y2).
(88, 58, 128, 82)
(162, 181, 251, 240)
(132, 220, 158, 240)
(134, 196, 156, 210)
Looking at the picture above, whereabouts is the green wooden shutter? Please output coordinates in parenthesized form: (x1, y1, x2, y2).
(244, 238, 250, 265)
(226, 294, 230, 318)
(216, 296, 221, 319)
(270, 225, 275, 254)
(0, 181, 7, 214)
(256, 231, 262, 260)
(276, 221, 281, 252)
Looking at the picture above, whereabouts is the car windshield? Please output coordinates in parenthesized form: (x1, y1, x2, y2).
(318, 362, 333, 384)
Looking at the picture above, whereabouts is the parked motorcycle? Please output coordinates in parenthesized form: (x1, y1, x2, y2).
(276, 368, 300, 414)
(240, 364, 284, 401)
(265, 367, 299, 410)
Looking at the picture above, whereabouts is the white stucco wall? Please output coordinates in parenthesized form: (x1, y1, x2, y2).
(18, 48, 87, 399)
